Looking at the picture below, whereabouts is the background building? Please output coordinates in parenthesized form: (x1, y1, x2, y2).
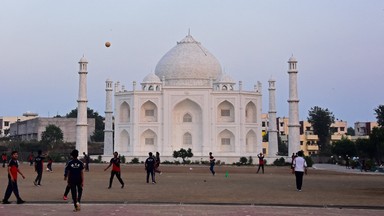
(0, 112, 39, 137)
(9, 117, 95, 143)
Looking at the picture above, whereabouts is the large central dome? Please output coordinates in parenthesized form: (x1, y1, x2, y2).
(155, 34, 222, 86)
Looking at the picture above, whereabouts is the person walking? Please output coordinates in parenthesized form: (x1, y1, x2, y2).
(28, 152, 34, 166)
(83, 152, 90, 172)
(46, 157, 53, 172)
(209, 152, 215, 175)
(65, 149, 84, 212)
(2, 150, 26, 204)
(34, 150, 45, 186)
(292, 150, 307, 191)
(256, 153, 265, 174)
(154, 152, 162, 175)
(104, 151, 124, 189)
(1, 153, 7, 168)
(145, 152, 156, 184)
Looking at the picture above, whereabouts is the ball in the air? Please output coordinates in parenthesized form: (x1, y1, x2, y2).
(105, 42, 111, 47)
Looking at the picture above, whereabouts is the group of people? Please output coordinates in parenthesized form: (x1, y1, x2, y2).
(1, 149, 308, 211)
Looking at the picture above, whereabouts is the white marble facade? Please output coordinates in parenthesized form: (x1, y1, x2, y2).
(109, 34, 263, 163)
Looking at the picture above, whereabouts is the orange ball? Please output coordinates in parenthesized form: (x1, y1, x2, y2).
(105, 42, 111, 47)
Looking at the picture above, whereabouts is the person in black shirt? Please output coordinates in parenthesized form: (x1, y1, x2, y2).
(209, 152, 216, 175)
(145, 152, 156, 184)
(83, 152, 90, 172)
(34, 150, 45, 186)
(65, 149, 84, 212)
(104, 151, 124, 189)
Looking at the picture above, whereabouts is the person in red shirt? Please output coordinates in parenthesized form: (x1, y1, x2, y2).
(104, 151, 124, 189)
(2, 151, 26, 204)
(256, 153, 265, 174)
(1, 153, 7, 168)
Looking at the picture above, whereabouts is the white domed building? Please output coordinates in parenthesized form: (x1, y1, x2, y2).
(105, 34, 263, 163)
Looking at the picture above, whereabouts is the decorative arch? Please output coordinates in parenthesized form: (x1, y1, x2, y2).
(217, 100, 235, 123)
(172, 98, 203, 152)
(218, 129, 235, 152)
(140, 129, 157, 152)
(183, 132, 192, 145)
(246, 129, 257, 153)
(140, 100, 158, 122)
(119, 130, 130, 152)
(245, 101, 257, 123)
(183, 113, 192, 122)
(119, 102, 130, 123)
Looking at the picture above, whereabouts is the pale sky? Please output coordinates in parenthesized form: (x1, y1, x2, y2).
(1, 0, 383, 127)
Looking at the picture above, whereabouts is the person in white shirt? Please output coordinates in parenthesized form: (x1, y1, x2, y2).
(292, 151, 307, 191)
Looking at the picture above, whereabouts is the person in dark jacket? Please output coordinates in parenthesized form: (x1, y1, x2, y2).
(145, 152, 156, 184)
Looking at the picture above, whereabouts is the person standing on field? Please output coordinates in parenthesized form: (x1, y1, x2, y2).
(104, 151, 124, 189)
(65, 149, 84, 212)
(145, 152, 156, 184)
(2, 150, 26, 204)
(292, 150, 307, 191)
(34, 150, 45, 186)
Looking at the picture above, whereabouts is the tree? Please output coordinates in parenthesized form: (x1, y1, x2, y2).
(66, 107, 105, 142)
(173, 148, 193, 163)
(307, 106, 335, 155)
(277, 135, 288, 156)
(332, 138, 357, 157)
(41, 124, 63, 149)
(369, 127, 384, 164)
(374, 105, 384, 127)
(356, 138, 375, 160)
(346, 127, 355, 136)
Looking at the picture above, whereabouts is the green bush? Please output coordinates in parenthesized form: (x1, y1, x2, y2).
(273, 157, 286, 166)
(131, 157, 140, 164)
(305, 156, 313, 167)
(239, 157, 248, 165)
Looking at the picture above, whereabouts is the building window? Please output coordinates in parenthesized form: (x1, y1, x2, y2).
(262, 122, 266, 127)
(262, 148, 266, 154)
(183, 133, 192, 145)
(221, 138, 230, 145)
(340, 127, 345, 132)
(300, 141, 303, 145)
(145, 138, 154, 145)
(4, 121, 9, 127)
(145, 109, 154, 117)
(183, 114, 192, 122)
(221, 109, 230, 117)
(280, 122, 284, 127)
(306, 127, 311, 131)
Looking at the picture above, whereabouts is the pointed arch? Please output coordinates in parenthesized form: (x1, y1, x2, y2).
(119, 130, 130, 152)
(246, 130, 257, 153)
(245, 101, 257, 123)
(140, 100, 158, 122)
(183, 132, 192, 145)
(140, 129, 157, 152)
(183, 113, 192, 122)
(119, 102, 130, 123)
(172, 98, 203, 152)
(217, 100, 235, 122)
(218, 129, 235, 152)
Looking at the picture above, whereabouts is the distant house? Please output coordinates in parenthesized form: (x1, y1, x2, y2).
(9, 117, 95, 142)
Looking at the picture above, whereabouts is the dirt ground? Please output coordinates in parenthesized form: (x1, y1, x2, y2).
(1, 163, 383, 208)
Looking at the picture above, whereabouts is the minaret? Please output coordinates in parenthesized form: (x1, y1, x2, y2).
(104, 79, 114, 155)
(268, 77, 278, 158)
(287, 56, 301, 156)
(76, 56, 89, 155)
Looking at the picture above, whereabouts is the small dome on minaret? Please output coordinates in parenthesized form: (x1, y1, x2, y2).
(288, 55, 297, 62)
(79, 56, 88, 63)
